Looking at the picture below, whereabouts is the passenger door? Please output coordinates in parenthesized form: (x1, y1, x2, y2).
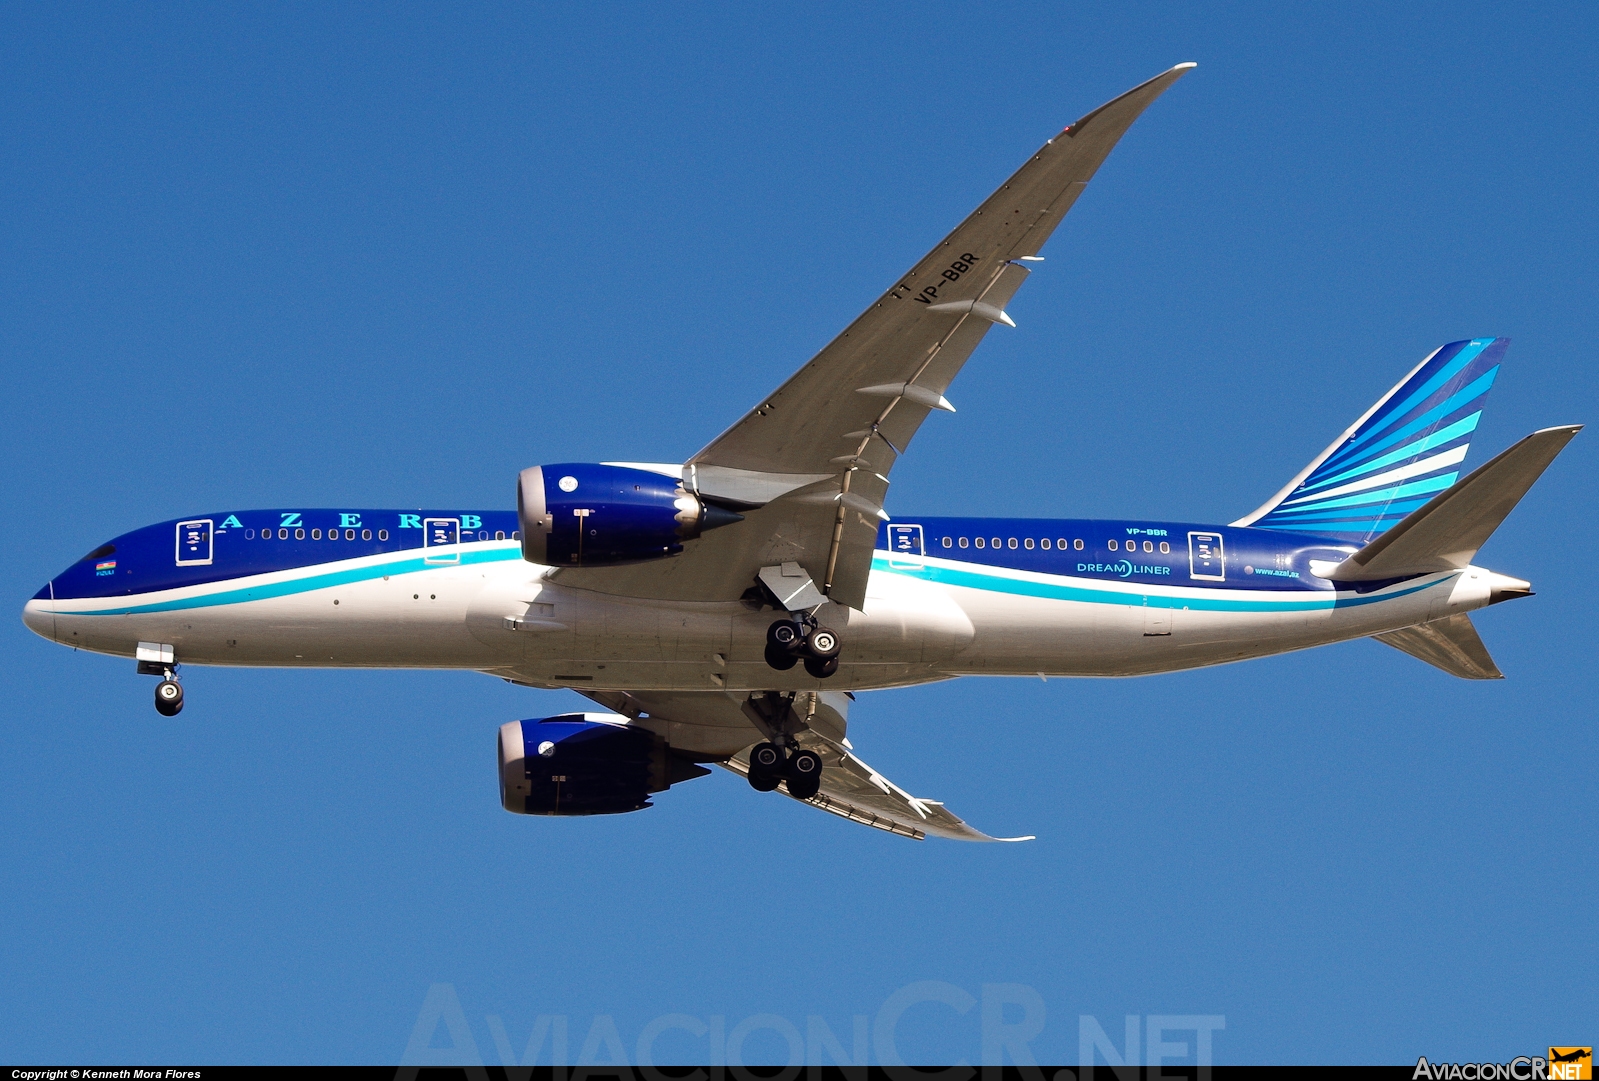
(175, 520, 213, 566)
(1188, 531, 1225, 581)
(887, 524, 925, 568)
(424, 518, 460, 564)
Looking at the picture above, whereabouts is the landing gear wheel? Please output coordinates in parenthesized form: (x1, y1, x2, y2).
(154, 679, 184, 716)
(806, 626, 840, 659)
(766, 620, 802, 650)
(803, 655, 839, 679)
(764, 643, 799, 671)
(786, 749, 823, 799)
(750, 742, 784, 772)
(747, 742, 785, 792)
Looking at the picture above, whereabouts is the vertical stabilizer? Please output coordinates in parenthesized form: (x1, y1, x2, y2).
(1234, 338, 1506, 542)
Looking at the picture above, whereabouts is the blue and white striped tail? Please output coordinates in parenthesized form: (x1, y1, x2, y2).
(1234, 337, 1506, 543)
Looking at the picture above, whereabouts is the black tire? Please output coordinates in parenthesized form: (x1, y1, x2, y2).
(764, 643, 799, 670)
(786, 750, 822, 799)
(806, 626, 840, 659)
(766, 620, 802, 649)
(787, 749, 822, 779)
(750, 742, 784, 772)
(155, 680, 184, 715)
(747, 742, 784, 792)
(803, 655, 839, 679)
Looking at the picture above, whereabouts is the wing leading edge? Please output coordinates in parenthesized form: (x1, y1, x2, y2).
(552, 64, 1195, 611)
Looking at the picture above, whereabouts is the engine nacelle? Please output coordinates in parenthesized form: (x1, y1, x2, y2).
(517, 463, 742, 566)
(497, 713, 711, 816)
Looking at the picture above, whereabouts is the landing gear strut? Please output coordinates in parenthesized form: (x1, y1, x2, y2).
(763, 615, 841, 678)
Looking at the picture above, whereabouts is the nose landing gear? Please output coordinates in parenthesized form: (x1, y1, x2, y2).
(137, 646, 184, 716)
(763, 617, 842, 678)
(154, 678, 184, 716)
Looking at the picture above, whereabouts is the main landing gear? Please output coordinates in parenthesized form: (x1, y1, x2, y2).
(746, 741, 823, 800)
(764, 617, 841, 678)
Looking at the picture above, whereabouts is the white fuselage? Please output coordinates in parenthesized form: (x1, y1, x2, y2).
(24, 539, 1495, 707)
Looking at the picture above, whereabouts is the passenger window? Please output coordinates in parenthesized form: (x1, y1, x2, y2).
(363, 529, 373, 541)
(294, 528, 304, 540)
(991, 537, 1001, 548)
(311, 528, 321, 540)
(245, 529, 254, 539)
(1144, 540, 1153, 553)
(379, 529, 389, 541)
(1007, 538, 1018, 549)
(512, 531, 520, 541)
(958, 537, 968, 548)
(1074, 539, 1084, 550)
(941, 536, 952, 548)
(1024, 538, 1034, 549)
(975, 537, 985, 548)
(1108, 539, 1118, 551)
(479, 530, 487, 541)
(495, 530, 505, 541)
(1040, 538, 1050, 549)
(345, 529, 355, 540)
(1159, 541, 1170, 554)
(277, 528, 288, 540)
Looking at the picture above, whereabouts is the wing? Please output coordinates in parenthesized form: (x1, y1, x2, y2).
(555, 64, 1194, 611)
(579, 687, 1031, 842)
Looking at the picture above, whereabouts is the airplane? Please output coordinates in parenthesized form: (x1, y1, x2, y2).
(21, 63, 1582, 841)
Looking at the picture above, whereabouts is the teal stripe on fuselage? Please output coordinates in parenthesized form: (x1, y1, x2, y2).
(65, 546, 525, 616)
(872, 554, 1442, 612)
(63, 545, 1441, 619)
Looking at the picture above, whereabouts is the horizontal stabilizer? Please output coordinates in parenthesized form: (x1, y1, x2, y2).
(1373, 613, 1503, 680)
(1328, 425, 1581, 582)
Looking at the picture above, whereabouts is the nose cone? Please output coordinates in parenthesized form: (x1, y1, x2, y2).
(22, 592, 56, 642)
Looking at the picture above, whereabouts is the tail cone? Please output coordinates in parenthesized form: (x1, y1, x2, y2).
(1486, 572, 1533, 605)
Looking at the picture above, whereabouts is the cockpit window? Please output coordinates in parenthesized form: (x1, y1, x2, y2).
(80, 543, 115, 563)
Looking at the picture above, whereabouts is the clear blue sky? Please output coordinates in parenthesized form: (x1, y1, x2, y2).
(3, 2, 1595, 1067)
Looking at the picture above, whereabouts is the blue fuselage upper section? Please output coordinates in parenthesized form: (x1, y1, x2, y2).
(38, 508, 1365, 603)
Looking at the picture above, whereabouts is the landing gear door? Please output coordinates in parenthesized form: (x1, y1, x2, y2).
(1188, 531, 1225, 581)
(888, 524, 924, 568)
(424, 518, 460, 564)
(176, 520, 213, 566)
